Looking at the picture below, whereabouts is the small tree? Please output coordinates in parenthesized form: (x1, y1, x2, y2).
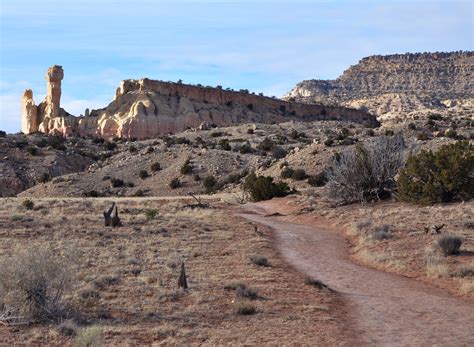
(203, 175, 218, 193)
(243, 173, 292, 202)
(326, 135, 407, 203)
(397, 141, 473, 204)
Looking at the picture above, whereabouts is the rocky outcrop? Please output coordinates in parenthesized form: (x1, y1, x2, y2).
(21, 65, 74, 135)
(284, 51, 474, 120)
(21, 66, 378, 139)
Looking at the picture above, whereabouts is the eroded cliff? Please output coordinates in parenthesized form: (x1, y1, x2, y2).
(21, 67, 378, 139)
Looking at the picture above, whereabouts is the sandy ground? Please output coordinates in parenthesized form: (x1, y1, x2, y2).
(0, 197, 348, 345)
(238, 200, 474, 345)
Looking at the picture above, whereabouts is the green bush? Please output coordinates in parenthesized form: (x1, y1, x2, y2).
(243, 173, 292, 202)
(291, 168, 307, 181)
(150, 162, 161, 172)
(104, 141, 117, 151)
(180, 158, 193, 174)
(169, 178, 181, 189)
(139, 170, 149, 179)
(203, 175, 219, 193)
(280, 167, 294, 179)
(397, 141, 473, 204)
(22, 199, 34, 210)
(307, 172, 327, 187)
(257, 137, 274, 151)
(110, 178, 124, 187)
(218, 139, 231, 151)
(324, 138, 334, 147)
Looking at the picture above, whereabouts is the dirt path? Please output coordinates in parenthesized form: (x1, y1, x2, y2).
(237, 203, 474, 346)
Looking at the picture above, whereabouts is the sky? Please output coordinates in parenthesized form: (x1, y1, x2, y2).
(0, 0, 472, 133)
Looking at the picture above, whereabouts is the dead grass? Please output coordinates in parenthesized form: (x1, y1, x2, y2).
(0, 197, 347, 345)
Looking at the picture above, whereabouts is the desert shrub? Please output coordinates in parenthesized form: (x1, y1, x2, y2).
(249, 254, 270, 267)
(74, 326, 104, 347)
(27, 146, 38, 155)
(307, 172, 327, 187)
(304, 277, 330, 290)
(246, 128, 254, 134)
(110, 178, 124, 187)
(93, 275, 120, 290)
(218, 138, 231, 151)
(180, 158, 193, 174)
(291, 168, 307, 181)
(444, 129, 458, 139)
(133, 189, 145, 197)
(243, 173, 292, 202)
(326, 135, 407, 203)
(210, 131, 224, 138)
(225, 170, 247, 185)
(235, 284, 258, 300)
(280, 167, 294, 179)
(238, 142, 253, 154)
(235, 301, 257, 315)
(257, 137, 274, 151)
(169, 178, 181, 189)
(384, 129, 394, 136)
(324, 138, 334, 147)
(150, 162, 161, 172)
(365, 129, 375, 137)
(203, 175, 218, 193)
(145, 209, 159, 220)
(103, 141, 117, 151)
(417, 132, 430, 141)
(146, 146, 154, 153)
(138, 170, 149, 179)
(193, 174, 201, 181)
(397, 141, 473, 204)
(450, 266, 474, 278)
(437, 235, 463, 256)
(271, 146, 287, 159)
(336, 127, 350, 140)
(38, 172, 51, 183)
(22, 199, 34, 210)
(49, 136, 67, 151)
(83, 190, 100, 197)
(372, 225, 391, 240)
(129, 145, 137, 153)
(92, 137, 105, 144)
(0, 247, 76, 322)
(57, 319, 79, 337)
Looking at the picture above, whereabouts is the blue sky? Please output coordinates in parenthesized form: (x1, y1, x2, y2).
(0, 0, 472, 133)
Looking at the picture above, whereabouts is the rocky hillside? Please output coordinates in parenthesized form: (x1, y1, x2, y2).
(285, 51, 474, 121)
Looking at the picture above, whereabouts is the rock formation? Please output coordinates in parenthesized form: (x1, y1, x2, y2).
(21, 65, 74, 135)
(284, 51, 474, 120)
(21, 89, 38, 134)
(21, 65, 378, 139)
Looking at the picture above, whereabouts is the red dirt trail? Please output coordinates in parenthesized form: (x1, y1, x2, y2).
(237, 201, 474, 346)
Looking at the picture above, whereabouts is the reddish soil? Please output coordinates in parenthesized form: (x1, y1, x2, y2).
(237, 199, 474, 345)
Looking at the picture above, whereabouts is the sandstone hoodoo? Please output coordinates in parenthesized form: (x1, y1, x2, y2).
(285, 51, 474, 120)
(21, 65, 73, 135)
(21, 66, 378, 139)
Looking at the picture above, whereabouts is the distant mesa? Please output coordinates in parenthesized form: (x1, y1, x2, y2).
(21, 66, 378, 139)
(284, 51, 474, 120)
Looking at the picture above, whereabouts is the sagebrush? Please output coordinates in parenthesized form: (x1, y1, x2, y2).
(326, 135, 407, 203)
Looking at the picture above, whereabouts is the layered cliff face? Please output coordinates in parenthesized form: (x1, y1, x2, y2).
(21, 66, 378, 139)
(284, 51, 474, 120)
